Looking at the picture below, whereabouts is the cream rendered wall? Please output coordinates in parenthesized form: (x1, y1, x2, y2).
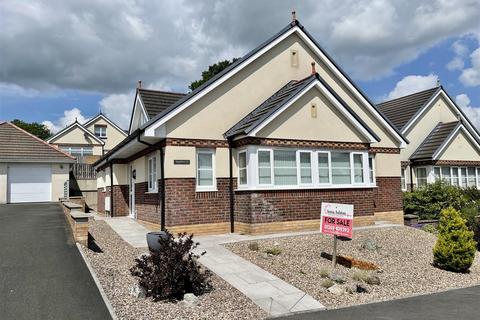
(85, 118, 126, 151)
(97, 169, 105, 190)
(375, 153, 401, 177)
(257, 87, 367, 142)
(163, 146, 236, 179)
(51, 126, 102, 146)
(0, 164, 7, 203)
(438, 130, 480, 161)
(51, 163, 69, 201)
(131, 156, 147, 183)
(112, 163, 129, 185)
(165, 33, 400, 148)
(402, 96, 458, 161)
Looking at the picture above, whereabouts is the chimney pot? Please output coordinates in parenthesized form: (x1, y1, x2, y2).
(291, 10, 296, 23)
(311, 62, 316, 75)
(137, 80, 142, 89)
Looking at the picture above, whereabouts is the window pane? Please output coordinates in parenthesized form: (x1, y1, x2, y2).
(416, 168, 427, 187)
(239, 152, 247, 185)
(331, 152, 351, 184)
(318, 153, 329, 183)
(83, 147, 93, 155)
(258, 151, 272, 184)
(274, 150, 297, 185)
(353, 154, 364, 183)
(401, 168, 406, 190)
(300, 152, 312, 184)
(477, 168, 480, 187)
(467, 167, 476, 186)
(369, 157, 374, 184)
(433, 167, 441, 182)
(441, 167, 451, 185)
(452, 168, 459, 186)
(197, 170, 213, 186)
(461, 168, 467, 187)
(198, 153, 212, 169)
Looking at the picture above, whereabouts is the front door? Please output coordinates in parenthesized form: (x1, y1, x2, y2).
(129, 165, 136, 218)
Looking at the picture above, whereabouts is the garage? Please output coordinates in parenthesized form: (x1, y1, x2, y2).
(7, 164, 52, 203)
(0, 122, 75, 204)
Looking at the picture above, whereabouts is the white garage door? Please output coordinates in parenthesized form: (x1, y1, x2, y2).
(8, 164, 52, 203)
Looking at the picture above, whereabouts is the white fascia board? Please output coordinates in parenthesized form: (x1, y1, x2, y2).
(129, 95, 149, 134)
(249, 80, 378, 143)
(84, 114, 127, 137)
(145, 26, 404, 147)
(403, 90, 480, 143)
(432, 124, 480, 160)
(144, 123, 166, 137)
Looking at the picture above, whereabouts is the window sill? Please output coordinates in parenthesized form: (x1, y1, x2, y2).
(145, 190, 158, 194)
(196, 188, 218, 193)
(235, 185, 377, 191)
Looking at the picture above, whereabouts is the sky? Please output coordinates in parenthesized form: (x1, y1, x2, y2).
(0, 0, 479, 133)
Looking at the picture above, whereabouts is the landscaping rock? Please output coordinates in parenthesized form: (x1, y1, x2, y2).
(360, 239, 379, 251)
(356, 283, 369, 293)
(365, 275, 381, 285)
(183, 293, 199, 307)
(329, 272, 346, 284)
(129, 283, 146, 299)
(327, 284, 346, 295)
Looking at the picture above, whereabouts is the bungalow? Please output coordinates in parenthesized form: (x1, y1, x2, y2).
(377, 87, 480, 190)
(47, 113, 127, 163)
(94, 17, 408, 234)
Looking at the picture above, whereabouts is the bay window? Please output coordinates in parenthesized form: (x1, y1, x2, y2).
(467, 167, 476, 187)
(460, 168, 468, 187)
(331, 152, 351, 185)
(196, 149, 215, 191)
(433, 167, 441, 182)
(273, 150, 297, 185)
(452, 168, 459, 186)
(353, 153, 364, 184)
(147, 155, 157, 192)
(258, 150, 272, 185)
(441, 167, 451, 185)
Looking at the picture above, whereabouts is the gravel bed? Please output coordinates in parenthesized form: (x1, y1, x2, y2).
(81, 220, 266, 320)
(225, 226, 480, 309)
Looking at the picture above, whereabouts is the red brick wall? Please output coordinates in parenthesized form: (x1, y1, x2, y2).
(112, 185, 129, 217)
(165, 178, 232, 227)
(374, 177, 403, 212)
(235, 187, 376, 224)
(135, 181, 161, 225)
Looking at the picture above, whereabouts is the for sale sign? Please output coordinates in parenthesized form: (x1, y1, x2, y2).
(320, 202, 354, 239)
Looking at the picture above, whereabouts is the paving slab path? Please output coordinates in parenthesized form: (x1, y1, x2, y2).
(0, 203, 112, 320)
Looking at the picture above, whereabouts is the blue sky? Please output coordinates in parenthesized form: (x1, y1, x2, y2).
(1, 1, 479, 132)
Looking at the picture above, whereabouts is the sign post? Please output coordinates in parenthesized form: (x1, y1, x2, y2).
(320, 202, 354, 268)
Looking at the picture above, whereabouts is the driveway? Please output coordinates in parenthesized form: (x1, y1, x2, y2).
(0, 203, 112, 320)
(279, 285, 480, 320)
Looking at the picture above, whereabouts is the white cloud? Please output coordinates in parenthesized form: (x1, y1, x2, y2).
(452, 40, 469, 56)
(446, 57, 464, 71)
(386, 74, 438, 100)
(99, 91, 135, 130)
(456, 93, 480, 130)
(42, 108, 89, 133)
(460, 47, 480, 86)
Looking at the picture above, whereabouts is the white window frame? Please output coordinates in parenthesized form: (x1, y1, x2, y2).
(433, 166, 441, 183)
(237, 150, 248, 186)
(477, 167, 480, 189)
(368, 155, 376, 185)
(416, 167, 428, 188)
(94, 125, 107, 138)
(196, 149, 216, 192)
(236, 146, 374, 191)
(147, 154, 157, 193)
(401, 167, 407, 191)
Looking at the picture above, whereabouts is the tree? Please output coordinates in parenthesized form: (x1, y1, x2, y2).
(189, 58, 240, 91)
(11, 119, 52, 140)
(433, 207, 477, 273)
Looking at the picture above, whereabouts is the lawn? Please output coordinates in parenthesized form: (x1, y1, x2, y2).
(225, 226, 480, 309)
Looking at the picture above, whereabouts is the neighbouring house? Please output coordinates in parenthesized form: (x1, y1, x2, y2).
(47, 113, 128, 163)
(377, 87, 480, 191)
(94, 17, 409, 235)
(47, 113, 127, 209)
(0, 121, 75, 203)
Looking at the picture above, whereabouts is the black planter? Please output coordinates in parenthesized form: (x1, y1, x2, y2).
(146, 231, 169, 251)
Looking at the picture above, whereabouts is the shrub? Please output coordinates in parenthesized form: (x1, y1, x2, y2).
(130, 230, 212, 301)
(461, 205, 480, 251)
(321, 278, 334, 288)
(352, 271, 369, 282)
(319, 268, 330, 278)
(433, 208, 477, 273)
(248, 242, 259, 252)
(265, 247, 282, 256)
(421, 224, 438, 235)
(403, 181, 468, 220)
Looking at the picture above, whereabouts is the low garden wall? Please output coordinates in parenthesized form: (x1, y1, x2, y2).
(61, 201, 90, 245)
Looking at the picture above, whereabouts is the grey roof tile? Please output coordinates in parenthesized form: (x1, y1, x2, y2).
(0, 122, 75, 162)
(377, 87, 439, 131)
(410, 121, 459, 160)
(138, 89, 186, 119)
